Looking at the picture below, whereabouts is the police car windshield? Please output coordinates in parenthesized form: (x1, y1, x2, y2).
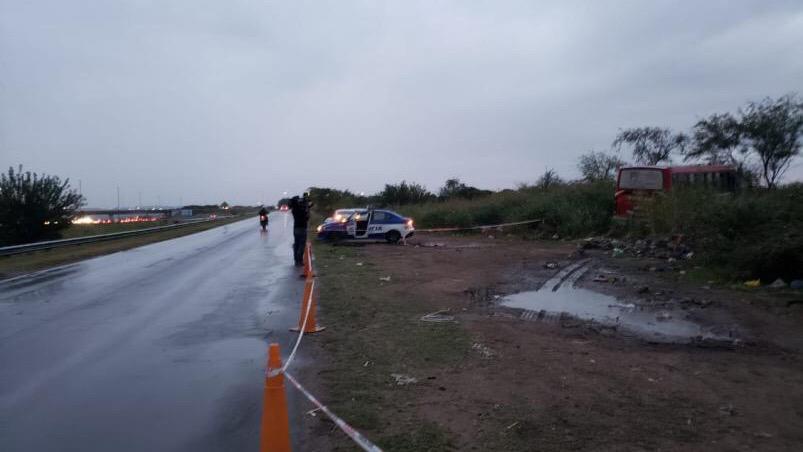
(348, 211, 369, 221)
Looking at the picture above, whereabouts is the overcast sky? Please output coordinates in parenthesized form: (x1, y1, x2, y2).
(2, 1, 802, 207)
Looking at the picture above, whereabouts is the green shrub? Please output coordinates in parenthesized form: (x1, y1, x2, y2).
(642, 185, 803, 281)
(397, 180, 614, 238)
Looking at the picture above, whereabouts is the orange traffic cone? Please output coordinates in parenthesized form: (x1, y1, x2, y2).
(302, 243, 314, 278)
(260, 343, 291, 452)
(290, 277, 325, 333)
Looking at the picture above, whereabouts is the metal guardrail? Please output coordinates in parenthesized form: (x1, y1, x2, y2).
(0, 216, 237, 257)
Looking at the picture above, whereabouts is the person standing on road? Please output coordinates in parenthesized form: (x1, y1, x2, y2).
(290, 193, 313, 266)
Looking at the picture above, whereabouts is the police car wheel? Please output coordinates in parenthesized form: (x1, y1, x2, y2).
(385, 230, 401, 243)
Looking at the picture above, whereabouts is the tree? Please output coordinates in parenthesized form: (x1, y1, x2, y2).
(307, 186, 359, 214)
(577, 151, 627, 181)
(220, 201, 230, 209)
(739, 94, 803, 189)
(438, 178, 491, 200)
(613, 127, 688, 165)
(536, 169, 563, 190)
(0, 166, 84, 245)
(687, 113, 743, 165)
(377, 181, 434, 206)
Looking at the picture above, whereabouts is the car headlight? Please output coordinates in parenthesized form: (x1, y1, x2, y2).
(316, 225, 323, 232)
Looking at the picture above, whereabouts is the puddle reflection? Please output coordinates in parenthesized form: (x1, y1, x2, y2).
(502, 269, 726, 343)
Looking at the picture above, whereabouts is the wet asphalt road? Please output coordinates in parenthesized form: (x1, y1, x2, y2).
(0, 213, 311, 451)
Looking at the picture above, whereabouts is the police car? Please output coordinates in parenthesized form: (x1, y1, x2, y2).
(317, 209, 414, 243)
(323, 208, 361, 224)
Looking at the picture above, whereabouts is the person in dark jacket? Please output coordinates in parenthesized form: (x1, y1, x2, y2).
(258, 206, 269, 231)
(289, 193, 313, 266)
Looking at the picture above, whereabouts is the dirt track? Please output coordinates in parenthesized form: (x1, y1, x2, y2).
(306, 233, 803, 451)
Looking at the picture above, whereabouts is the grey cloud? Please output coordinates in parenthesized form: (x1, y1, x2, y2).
(1, 0, 801, 206)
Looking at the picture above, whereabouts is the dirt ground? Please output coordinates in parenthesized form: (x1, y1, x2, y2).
(302, 232, 803, 451)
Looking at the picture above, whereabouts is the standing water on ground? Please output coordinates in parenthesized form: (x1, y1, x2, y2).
(501, 261, 728, 343)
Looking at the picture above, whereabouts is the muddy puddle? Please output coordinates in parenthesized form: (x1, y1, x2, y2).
(502, 261, 731, 344)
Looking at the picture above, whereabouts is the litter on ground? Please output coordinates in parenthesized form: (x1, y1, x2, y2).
(420, 310, 456, 323)
(744, 279, 761, 288)
(390, 373, 418, 386)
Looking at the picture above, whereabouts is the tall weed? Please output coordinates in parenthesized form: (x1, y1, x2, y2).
(397, 181, 615, 238)
(643, 185, 803, 281)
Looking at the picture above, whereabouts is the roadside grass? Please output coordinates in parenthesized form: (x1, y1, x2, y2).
(638, 184, 803, 282)
(396, 181, 615, 238)
(314, 243, 469, 451)
(378, 422, 456, 451)
(0, 216, 245, 279)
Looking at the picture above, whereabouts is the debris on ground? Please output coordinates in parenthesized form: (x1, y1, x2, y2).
(421, 242, 446, 248)
(637, 286, 650, 294)
(768, 278, 787, 289)
(744, 279, 761, 288)
(581, 236, 695, 261)
(379, 276, 392, 282)
(656, 311, 673, 321)
(390, 373, 418, 386)
(356, 262, 364, 266)
(718, 404, 736, 416)
(472, 342, 496, 358)
(544, 262, 559, 269)
(420, 310, 456, 323)
(465, 286, 499, 303)
(679, 297, 712, 308)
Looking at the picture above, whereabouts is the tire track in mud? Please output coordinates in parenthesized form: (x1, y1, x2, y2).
(520, 259, 592, 324)
(544, 259, 592, 292)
